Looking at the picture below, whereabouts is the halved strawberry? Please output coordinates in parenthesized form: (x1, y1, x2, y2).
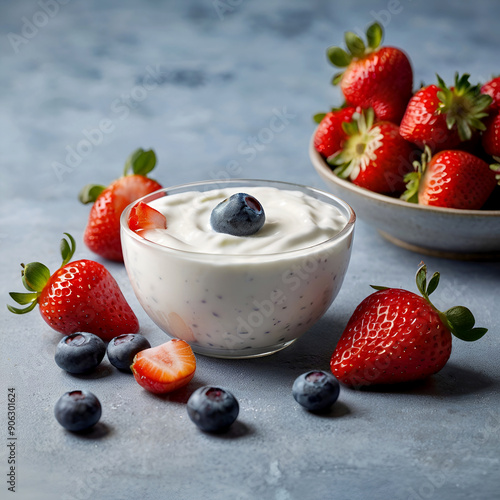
(131, 339, 196, 394)
(80, 148, 163, 262)
(128, 202, 167, 233)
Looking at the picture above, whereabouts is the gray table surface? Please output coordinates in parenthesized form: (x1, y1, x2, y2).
(1, 1, 499, 499)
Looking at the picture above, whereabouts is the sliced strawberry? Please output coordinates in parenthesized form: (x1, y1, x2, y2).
(128, 201, 167, 233)
(131, 339, 196, 394)
(80, 148, 163, 262)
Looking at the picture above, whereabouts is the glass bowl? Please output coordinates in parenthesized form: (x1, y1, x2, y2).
(120, 179, 355, 358)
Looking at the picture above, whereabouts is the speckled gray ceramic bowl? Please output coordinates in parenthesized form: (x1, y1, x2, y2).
(309, 134, 500, 260)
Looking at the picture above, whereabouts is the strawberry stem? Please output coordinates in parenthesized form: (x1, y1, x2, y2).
(435, 72, 492, 141)
(327, 22, 384, 85)
(123, 148, 157, 177)
(7, 233, 77, 316)
(370, 264, 488, 343)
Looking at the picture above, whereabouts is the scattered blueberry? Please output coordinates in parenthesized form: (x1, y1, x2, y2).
(54, 333, 106, 374)
(54, 390, 102, 432)
(292, 371, 340, 411)
(187, 386, 239, 432)
(210, 192, 265, 236)
(107, 333, 151, 372)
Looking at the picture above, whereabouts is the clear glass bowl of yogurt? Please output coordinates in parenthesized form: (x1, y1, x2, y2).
(120, 179, 355, 359)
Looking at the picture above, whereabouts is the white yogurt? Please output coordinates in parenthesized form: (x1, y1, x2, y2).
(122, 185, 354, 358)
(143, 187, 347, 255)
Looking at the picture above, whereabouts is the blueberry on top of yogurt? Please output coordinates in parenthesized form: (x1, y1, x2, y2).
(210, 192, 265, 236)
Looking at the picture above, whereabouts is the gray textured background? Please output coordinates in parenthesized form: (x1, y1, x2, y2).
(1, 1, 499, 499)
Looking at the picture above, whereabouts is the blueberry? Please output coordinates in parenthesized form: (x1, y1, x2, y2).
(292, 371, 340, 411)
(54, 390, 102, 432)
(107, 333, 151, 372)
(55, 333, 106, 374)
(187, 386, 239, 432)
(210, 193, 265, 236)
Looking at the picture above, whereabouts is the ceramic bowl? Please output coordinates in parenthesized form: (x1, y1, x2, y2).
(309, 134, 500, 260)
(121, 179, 355, 359)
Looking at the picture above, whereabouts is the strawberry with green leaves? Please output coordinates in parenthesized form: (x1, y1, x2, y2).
(327, 22, 413, 124)
(8, 234, 139, 341)
(328, 108, 416, 194)
(313, 106, 359, 158)
(402, 147, 497, 209)
(400, 73, 492, 153)
(331, 265, 487, 388)
(80, 148, 163, 262)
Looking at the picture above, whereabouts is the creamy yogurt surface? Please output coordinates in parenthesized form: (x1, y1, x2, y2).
(143, 186, 347, 255)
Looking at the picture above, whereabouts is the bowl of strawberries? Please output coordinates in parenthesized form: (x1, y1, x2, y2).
(310, 22, 500, 260)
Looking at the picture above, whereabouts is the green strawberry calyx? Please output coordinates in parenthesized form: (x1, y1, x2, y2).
(7, 233, 76, 315)
(372, 264, 488, 342)
(327, 108, 382, 180)
(436, 73, 492, 142)
(400, 145, 433, 203)
(327, 22, 383, 85)
(79, 148, 157, 204)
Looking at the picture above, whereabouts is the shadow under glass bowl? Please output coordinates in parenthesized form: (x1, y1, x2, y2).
(309, 133, 500, 260)
(120, 178, 356, 359)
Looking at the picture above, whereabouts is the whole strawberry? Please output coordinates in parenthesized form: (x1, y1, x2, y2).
(327, 22, 413, 124)
(402, 147, 497, 210)
(313, 107, 359, 158)
(331, 265, 487, 387)
(80, 148, 163, 262)
(8, 234, 139, 341)
(482, 110, 500, 158)
(328, 108, 416, 193)
(400, 73, 492, 153)
(481, 75, 500, 110)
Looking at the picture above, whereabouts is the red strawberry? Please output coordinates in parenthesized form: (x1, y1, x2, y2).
(127, 201, 167, 233)
(481, 76, 500, 110)
(482, 110, 500, 158)
(402, 147, 497, 210)
(400, 73, 492, 153)
(327, 22, 413, 124)
(80, 148, 163, 262)
(313, 107, 358, 158)
(131, 339, 196, 394)
(331, 265, 487, 387)
(8, 234, 139, 341)
(328, 108, 417, 193)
